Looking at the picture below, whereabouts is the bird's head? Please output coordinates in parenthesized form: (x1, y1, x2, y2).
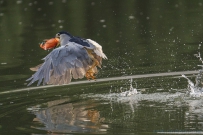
(40, 31, 72, 50)
(55, 31, 72, 38)
(55, 31, 73, 46)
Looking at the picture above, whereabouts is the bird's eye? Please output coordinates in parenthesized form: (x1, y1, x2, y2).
(56, 33, 60, 38)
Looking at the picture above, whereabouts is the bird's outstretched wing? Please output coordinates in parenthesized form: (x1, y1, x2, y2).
(27, 42, 95, 86)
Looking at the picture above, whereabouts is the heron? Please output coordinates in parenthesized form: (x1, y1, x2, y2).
(27, 31, 107, 86)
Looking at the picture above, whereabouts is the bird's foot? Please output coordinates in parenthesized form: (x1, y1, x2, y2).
(85, 70, 96, 80)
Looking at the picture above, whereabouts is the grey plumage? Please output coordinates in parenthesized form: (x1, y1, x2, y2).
(27, 43, 92, 86)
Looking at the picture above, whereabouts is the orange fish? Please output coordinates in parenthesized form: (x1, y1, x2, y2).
(40, 38, 59, 50)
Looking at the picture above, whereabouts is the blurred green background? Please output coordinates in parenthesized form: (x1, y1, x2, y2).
(1, 0, 203, 91)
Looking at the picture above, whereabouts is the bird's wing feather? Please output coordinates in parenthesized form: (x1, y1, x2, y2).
(69, 36, 92, 48)
(86, 39, 107, 59)
(27, 42, 92, 86)
(30, 63, 43, 71)
(69, 37, 107, 60)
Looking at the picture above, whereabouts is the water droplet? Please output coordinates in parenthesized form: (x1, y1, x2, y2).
(129, 16, 134, 19)
(91, 2, 95, 6)
(58, 20, 63, 23)
(62, 0, 67, 3)
(175, 4, 179, 8)
(100, 19, 105, 23)
(49, 1, 53, 5)
(16, 0, 22, 4)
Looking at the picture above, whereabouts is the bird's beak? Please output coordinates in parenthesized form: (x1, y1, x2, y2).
(40, 38, 60, 50)
(55, 35, 60, 39)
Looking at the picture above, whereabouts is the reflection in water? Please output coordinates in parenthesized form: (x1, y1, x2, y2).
(29, 98, 108, 133)
(185, 99, 203, 131)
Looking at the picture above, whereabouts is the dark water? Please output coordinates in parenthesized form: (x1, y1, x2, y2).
(1, 0, 203, 134)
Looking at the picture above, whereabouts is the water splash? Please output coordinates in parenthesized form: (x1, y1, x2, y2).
(181, 74, 203, 97)
(182, 45, 203, 97)
(119, 78, 140, 97)
(84, 78, 184, 104)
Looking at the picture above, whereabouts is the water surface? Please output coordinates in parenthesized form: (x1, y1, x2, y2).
(1, 0, 203, 134)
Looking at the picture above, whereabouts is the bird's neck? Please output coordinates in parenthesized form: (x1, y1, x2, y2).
(60, 35, 72, 46)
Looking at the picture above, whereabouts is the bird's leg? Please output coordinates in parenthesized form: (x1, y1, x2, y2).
(86, 59, 99, 80)
(85, 48, 100, 80)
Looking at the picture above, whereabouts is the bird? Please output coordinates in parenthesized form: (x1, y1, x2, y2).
(27, 31, 107, 86)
